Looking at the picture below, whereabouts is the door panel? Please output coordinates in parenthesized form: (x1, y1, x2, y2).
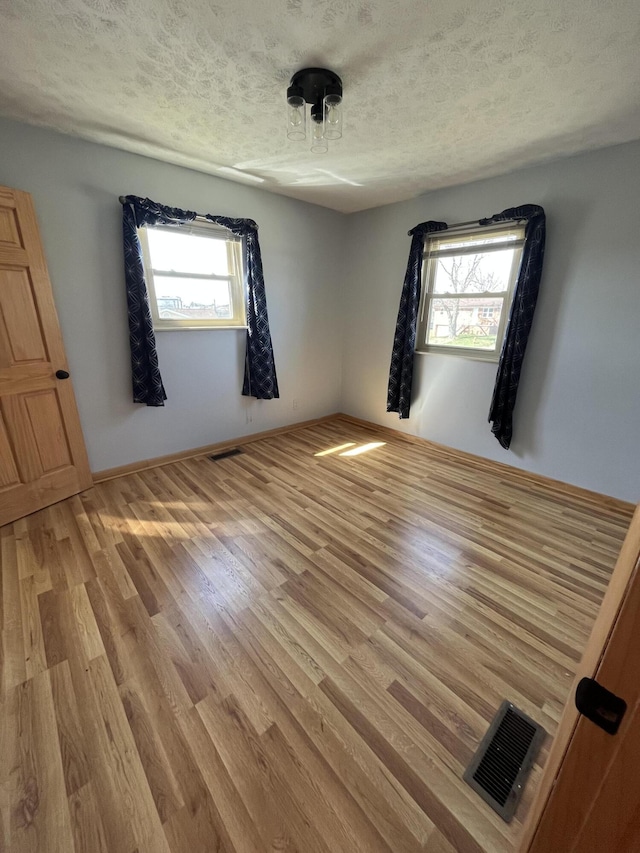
(0, 415, 20, 487)
(523, 506, 640, 852)
(575, 728, 640, 851)
(24, 390, 73, 472)
(0, 203, 22, 247)
(2, 394, 43, 482)
(0, 186, 91, 526)
(0, 268, 48, 363)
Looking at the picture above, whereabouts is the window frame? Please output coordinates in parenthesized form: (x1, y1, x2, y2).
(138, 220, 247, 331)
(415, 223, 525, 362)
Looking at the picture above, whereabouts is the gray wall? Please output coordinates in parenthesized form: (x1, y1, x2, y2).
(342, 141, 640, 502)
(0, 118, 345, 472)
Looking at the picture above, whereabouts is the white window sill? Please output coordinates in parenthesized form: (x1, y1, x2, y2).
(415, 348, 499, 363)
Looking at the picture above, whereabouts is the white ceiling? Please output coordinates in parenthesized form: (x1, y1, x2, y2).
(1, 0, 640, 213)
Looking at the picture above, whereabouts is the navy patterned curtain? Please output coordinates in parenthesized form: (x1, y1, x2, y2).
(120, 196, 279, 406)
(204, 215, 279, 400)
(121, 195, 196, 406)
(481, 204, 546, 449)
(387, 220, 448, 419)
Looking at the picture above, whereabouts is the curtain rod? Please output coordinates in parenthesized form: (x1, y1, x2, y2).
(118, 198, 524, 231)
(446, 218, 482, 229)
(438, 216, 526, 231)
(118, 197, 211, 224)
(410, 216, 527, 237)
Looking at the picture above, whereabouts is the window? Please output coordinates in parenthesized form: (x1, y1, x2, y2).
(416, 223, 525, 360)
(138, 221, 246, 330)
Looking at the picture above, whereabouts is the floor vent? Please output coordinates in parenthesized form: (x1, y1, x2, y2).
(463, 700, 546, 822)
(208, 448, 243, 462)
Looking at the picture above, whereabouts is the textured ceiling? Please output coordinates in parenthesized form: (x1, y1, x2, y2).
(1, 0, 640, 213)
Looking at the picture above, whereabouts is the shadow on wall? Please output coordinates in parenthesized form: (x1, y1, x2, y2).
(83, 182, 135, 415)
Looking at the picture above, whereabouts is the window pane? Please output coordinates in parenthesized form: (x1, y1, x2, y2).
(154, 276, 233, 320)
(147, 228, 230, 275)
(432, 248, 516, 294)
(427, 297, 504, 350)
(435, 234, 520, 251)
(430, 226, 523, 252)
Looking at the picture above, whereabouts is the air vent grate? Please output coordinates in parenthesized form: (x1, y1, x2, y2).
(463, 701, 546, 822)
(208, 448, 243, 462)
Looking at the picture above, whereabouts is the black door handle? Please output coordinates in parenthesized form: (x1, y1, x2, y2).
(575, 677, 627, 734)
(55, 369, 70, 380)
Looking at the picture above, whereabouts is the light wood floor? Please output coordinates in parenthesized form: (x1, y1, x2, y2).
(1, 418, 633, 853)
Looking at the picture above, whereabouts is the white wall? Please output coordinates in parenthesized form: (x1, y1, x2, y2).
(341, 141, 640, 502)
(0, 118, 345, 472)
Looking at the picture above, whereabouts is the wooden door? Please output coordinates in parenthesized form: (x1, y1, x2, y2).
(521, 505, 640, 852)
(0, 186, 91, 526)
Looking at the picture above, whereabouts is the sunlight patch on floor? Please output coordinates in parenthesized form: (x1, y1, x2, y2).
(339, 442, 386, 456)
(314, 442, 357, 457)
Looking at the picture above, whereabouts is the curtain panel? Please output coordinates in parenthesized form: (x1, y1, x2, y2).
(386, 220, 448, 419)
(203, 215, 279, 400)
(121, 195, 196, 406)
(120, 196, 279, 407)
(481, 204, 546, 449)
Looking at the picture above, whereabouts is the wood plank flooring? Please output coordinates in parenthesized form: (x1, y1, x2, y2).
(1, 418, 633, 853)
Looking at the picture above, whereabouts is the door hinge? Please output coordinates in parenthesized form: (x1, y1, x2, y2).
(575, 677, 627, 735)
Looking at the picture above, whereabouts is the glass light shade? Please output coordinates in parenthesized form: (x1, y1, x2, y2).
(323, 95, 342, 140)
(287, 101, 306, 141)
(310, 114, 327, 153)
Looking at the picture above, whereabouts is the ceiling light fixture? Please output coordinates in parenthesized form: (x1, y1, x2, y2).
(287, 67, 343, 153)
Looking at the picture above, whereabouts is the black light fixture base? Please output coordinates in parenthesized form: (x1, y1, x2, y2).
(288, 68, 342, 107)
